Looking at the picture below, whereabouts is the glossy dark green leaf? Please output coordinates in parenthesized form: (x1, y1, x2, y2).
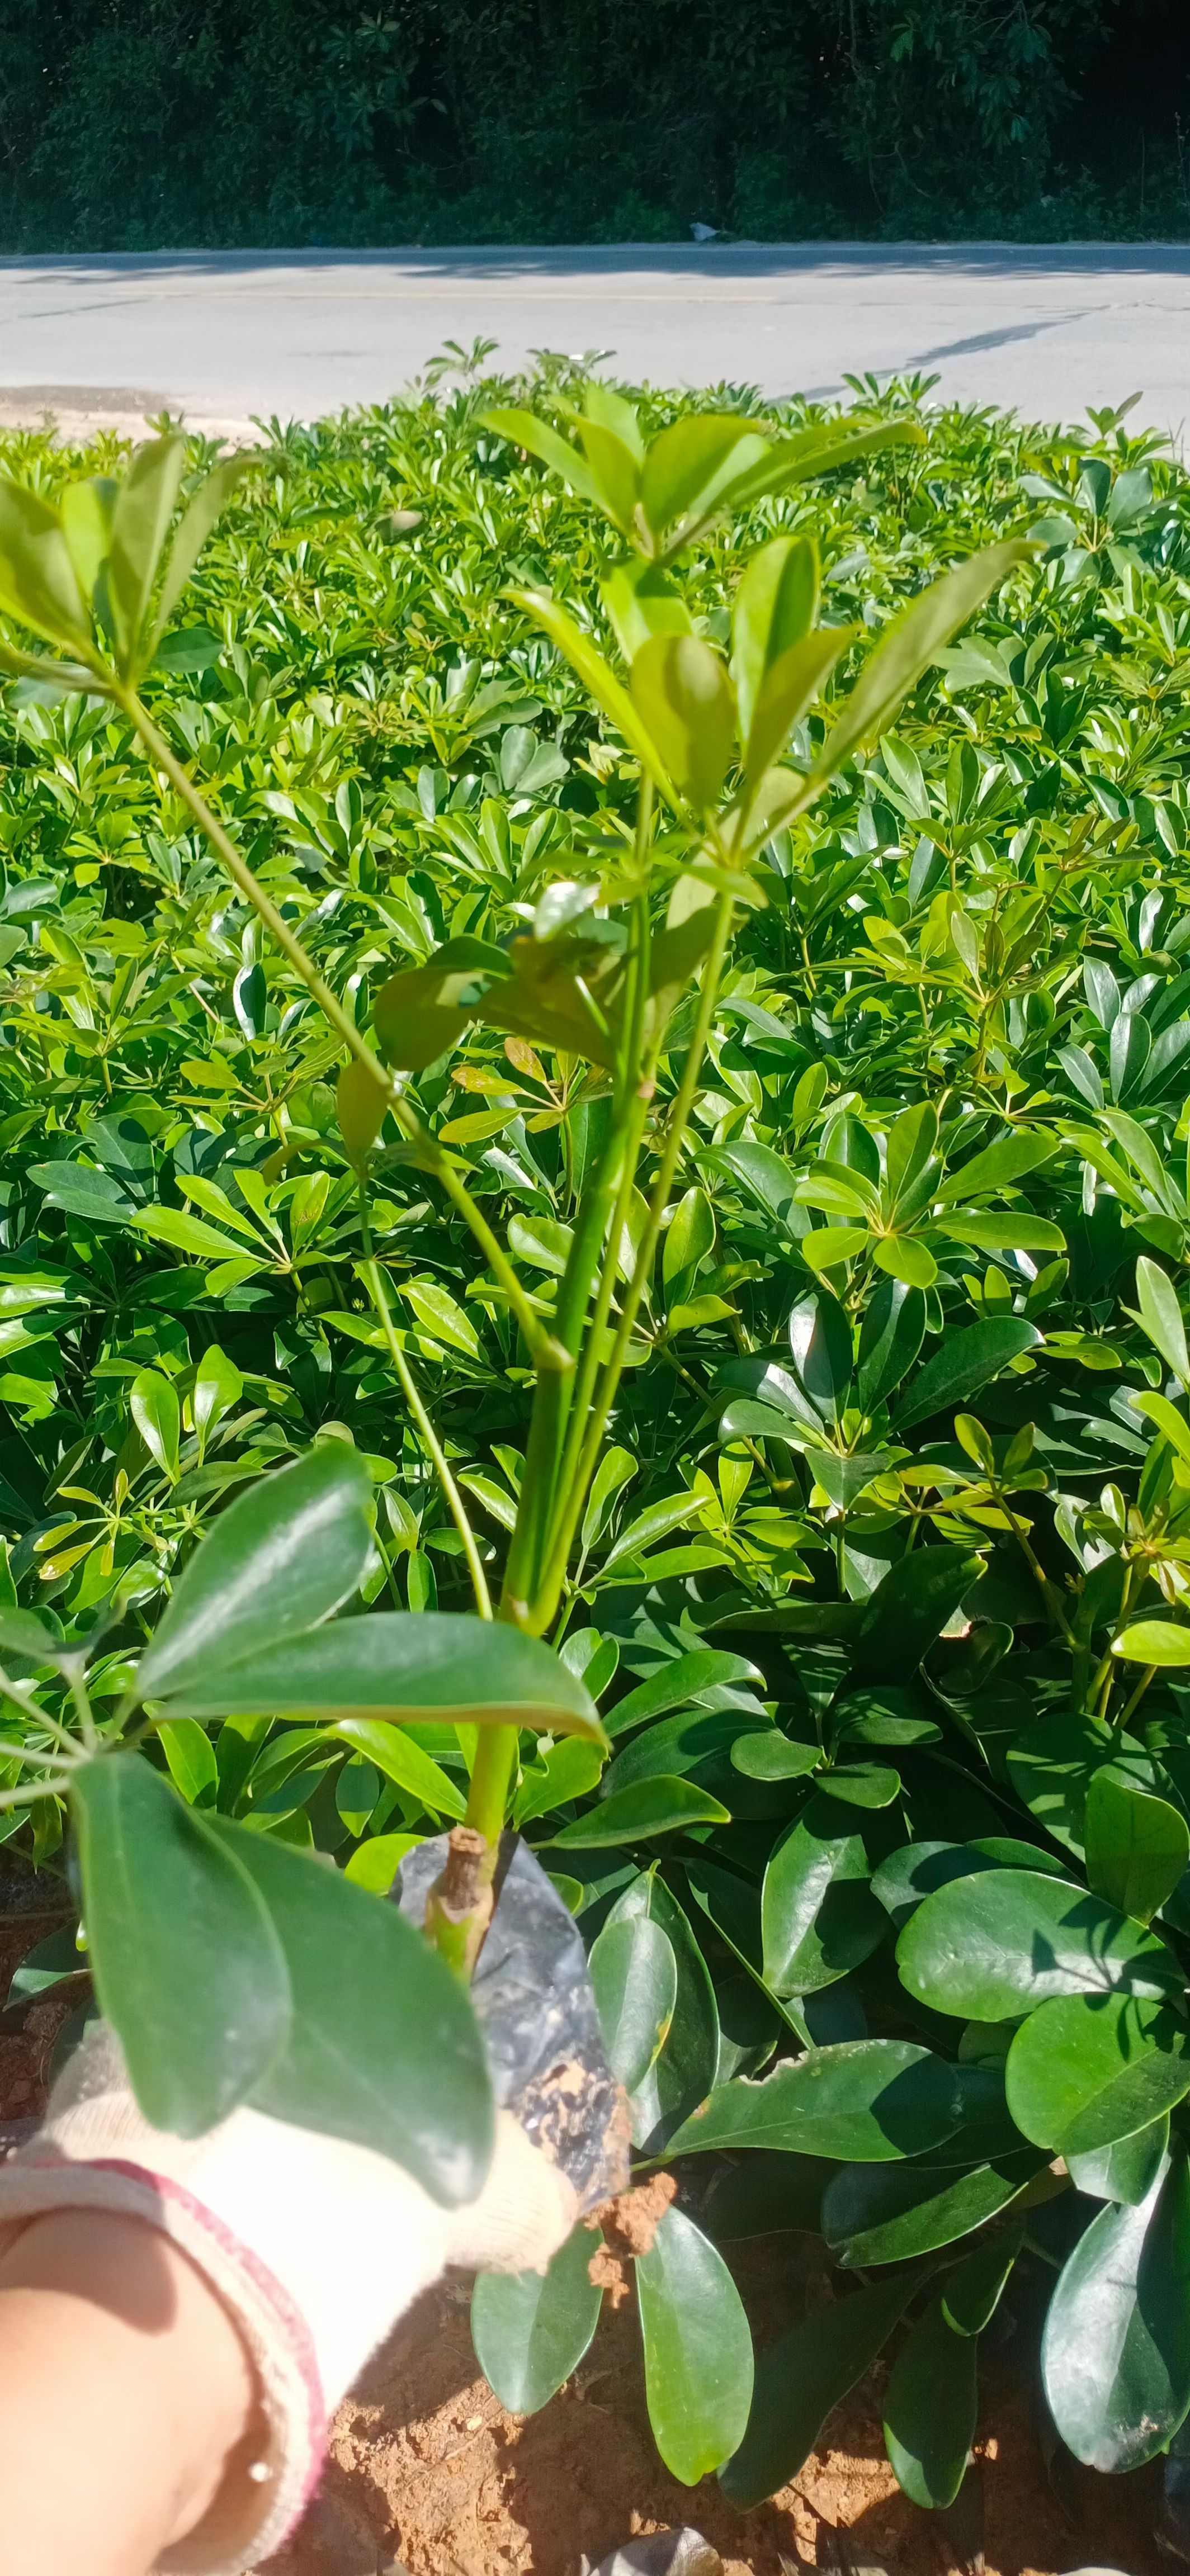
(216, 1817, 493, 2202)
(665, 2039, 962, 2163)
(897, 1867, 1180, 2020)
(822, 2149, 1043, 2266)
(893, 1319, 1042, 1433)
(942, 2227, 1022, 2334)
(1005, 1714, 1160, 1856)
(817, 1763, 901, 1810)
(1068, 2115, 1170, 2205)
(730, 1732, 820, 1782)
(1042, 2151, 1190, 2470)
(636, 2207, 753, 2483)
(720, 2271, 914, 2507)
(471, 2219, 602, 2414)
(855, 1277, 927, 1410)
(9, 1923, 83, 2002)
(761, 1794, 887, 1995)
(589, 1914, 677, 2091)
(703, 2149, 834, 2240)
(849, 1545, 983, 1687)
(136, 1445, 374, 1703)
(28, 1160, 134, 1222)
(834, 1687, 942, 1749)
(551, 1774, 726, 1846)
(1084, 1772, 1190, 1925)
(163, 1611, 605, 1741)
(607, 1873, 719, 2153)
(702, 1141, 800, 1235)
(605, 1650, 761, 1739)
(871, 1840, 1031, 1929)
(884, 2297, 977, 2508)
(72, 1754, 289, 2134)
(1005, 1992, 1190, 2154)
(788, 1287, 852, 1421)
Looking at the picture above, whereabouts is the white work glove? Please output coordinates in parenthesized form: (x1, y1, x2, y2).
(0, 1837, 628, 2576)
(0, 2019, 580, 2574)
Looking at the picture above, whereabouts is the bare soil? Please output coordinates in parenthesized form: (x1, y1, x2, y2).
(267, 2237, 1159, 2576)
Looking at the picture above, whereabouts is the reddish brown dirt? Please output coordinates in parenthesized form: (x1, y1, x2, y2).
(265, 2241, 1161, 2576)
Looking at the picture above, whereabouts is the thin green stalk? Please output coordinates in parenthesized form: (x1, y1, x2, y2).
(122, 688, 555, 1366)
(991, 1484, 1074, 1644)
(0, 1779, 70, 1811)
(464, 1724, 520, 1843)
(0, 1671, 79, 1755)
(1115, 1661, 1158, 1733)
(67, 1666, 98, 1756)
(502, 801, 655, 1623)
(358, 1213, 492, 1622)
(532, 885, 735, 1632)
(546, 1079, 653, 1567)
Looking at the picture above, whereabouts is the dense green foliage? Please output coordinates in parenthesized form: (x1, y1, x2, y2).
(4, 0, 1190, 248)
(10, 364, 1190, 2501)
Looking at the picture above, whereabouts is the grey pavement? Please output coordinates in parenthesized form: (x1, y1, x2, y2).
(2, 241, 1190, 440)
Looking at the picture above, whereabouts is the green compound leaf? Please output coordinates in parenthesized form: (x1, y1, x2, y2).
(1068, 2116, 1171, 2205)
(761, 1794, 887, 1996)
(896, 1867, 1180, 2020)
(884, 2297, 977, 2509)
(1042, 2151, 1190, 2471)
(1007, 1991, 1190, 2156)
(471, 2219, 603, 2414)
(892, 1318, 1042, 1432)
(72, 1754, 289, 2135)
(1083, 1771, 1190, 1924)
(607, 1873, 719, 2154)
(159, 1612, 605, 1742)
(551, 1775, 726, 1846)
(216, 1817, 493, 2204)
(721, 2271, 914, 2508)
(589, 1914, 677, 2092)
(136, 1444, 374, 1704)
(821, 2149, 1044, 2266)
(636, 2206, 753, 2484)
(942, 2229, 1023, 2335)
(665, 2040, 963, 2164)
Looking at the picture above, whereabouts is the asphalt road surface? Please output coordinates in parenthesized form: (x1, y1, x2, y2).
(2, 241, 1190, 440)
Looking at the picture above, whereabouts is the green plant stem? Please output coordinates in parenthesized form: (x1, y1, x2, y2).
(1115, 1661, 1158, 1732)
(464, 1723, 519, 1845)
(501, 795, 654, 1623)
(993, 1484, 1074, 1642)
(532, 885, 735, 1633)
(357, 1204, 492, 1621)
(121, 688, 555, 1366)
(0, 1672, 79, 1755)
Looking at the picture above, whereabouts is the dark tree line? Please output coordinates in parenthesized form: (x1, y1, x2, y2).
(2, 0, 1189, 251)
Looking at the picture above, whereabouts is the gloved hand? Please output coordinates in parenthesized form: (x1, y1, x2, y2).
(0, 1836, 628, 2576)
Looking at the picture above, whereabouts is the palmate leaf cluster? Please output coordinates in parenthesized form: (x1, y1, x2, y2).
(6, 362, 1190, 2504)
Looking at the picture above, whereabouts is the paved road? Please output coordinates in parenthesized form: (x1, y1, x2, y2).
(2, 242, 1190, 440)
